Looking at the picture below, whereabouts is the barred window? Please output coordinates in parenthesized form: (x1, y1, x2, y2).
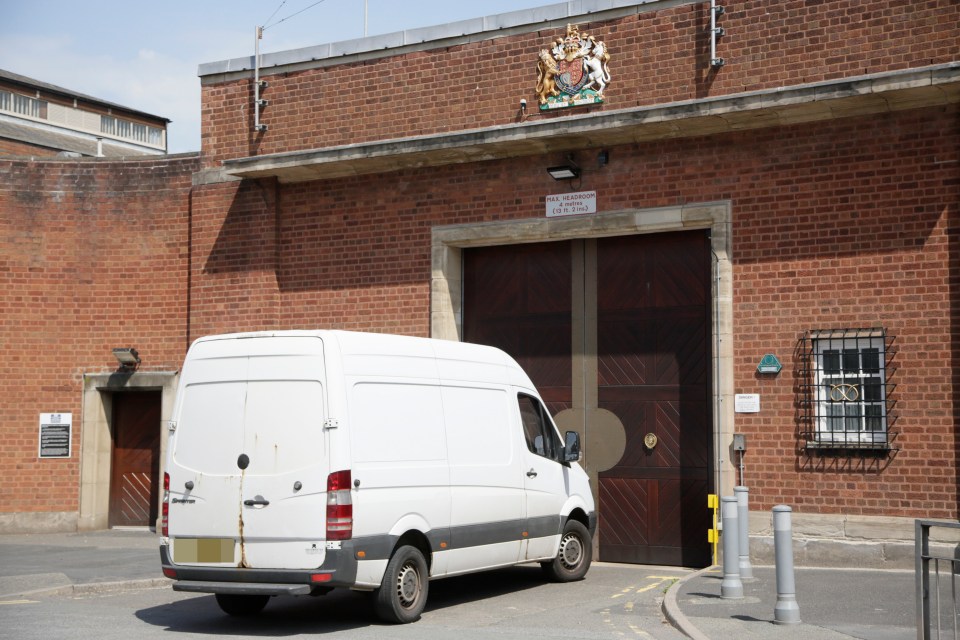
(799, 328, 897, 451)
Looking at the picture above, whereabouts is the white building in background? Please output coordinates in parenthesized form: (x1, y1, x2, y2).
(0, 68, 168, 157)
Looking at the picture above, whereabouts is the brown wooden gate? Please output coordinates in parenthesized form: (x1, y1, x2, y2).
(463, 241, 573, 415)
(595, 232, 712, 566)
(109, 391, 162, 528)
(463, 231, 712, 567)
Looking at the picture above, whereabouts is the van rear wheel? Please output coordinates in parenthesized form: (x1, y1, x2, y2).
(541, 519, 592, 582)
(215, 593, 270, 616)
(374, 545, 429, 624)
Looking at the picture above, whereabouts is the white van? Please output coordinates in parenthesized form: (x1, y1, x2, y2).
(160, 330, 595, 623)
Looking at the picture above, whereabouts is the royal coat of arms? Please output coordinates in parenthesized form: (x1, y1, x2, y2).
(536, 24, 611, 110)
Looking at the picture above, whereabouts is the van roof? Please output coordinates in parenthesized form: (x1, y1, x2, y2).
(189, 330, 534, 389)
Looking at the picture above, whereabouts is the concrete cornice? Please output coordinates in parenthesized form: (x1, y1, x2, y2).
(221, 62, 960, 185)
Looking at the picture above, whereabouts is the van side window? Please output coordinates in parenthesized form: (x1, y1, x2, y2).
(518, 394, 561, 461)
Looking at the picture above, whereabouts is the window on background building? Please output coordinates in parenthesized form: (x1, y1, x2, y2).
(799, 328, 897, 450)
(100, 115, 116, 135)
(101, 114, 163, 147)
(148, 126, 163, 146)
(116, 118, 132, 139)
(1, 90, 45, 118)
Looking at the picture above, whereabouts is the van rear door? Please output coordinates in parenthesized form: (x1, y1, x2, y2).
(168, 336, 329, 570)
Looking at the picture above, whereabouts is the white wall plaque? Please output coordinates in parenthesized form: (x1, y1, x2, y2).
(39, 412, 72, 458)
(734, 394, 760, 413)
(546, 191, 596, 217)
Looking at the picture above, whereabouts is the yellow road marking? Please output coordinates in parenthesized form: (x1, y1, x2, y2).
(634, 576, 677, 594)
(0, 600, 37, 605)
(628, 622, 653, 637)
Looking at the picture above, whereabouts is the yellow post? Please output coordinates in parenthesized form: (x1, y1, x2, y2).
(707, 494, 719, 565)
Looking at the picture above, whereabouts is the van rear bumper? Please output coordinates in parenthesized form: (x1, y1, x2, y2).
(173, 581, 313, 596)
(159, 542, 358, 592)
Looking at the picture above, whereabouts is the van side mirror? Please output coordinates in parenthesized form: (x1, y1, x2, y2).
(563, 431, 581, 463)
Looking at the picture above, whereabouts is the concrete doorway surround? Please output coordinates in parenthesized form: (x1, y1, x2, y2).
(430, 202, 736, 499)
(79, 371, 178, 531)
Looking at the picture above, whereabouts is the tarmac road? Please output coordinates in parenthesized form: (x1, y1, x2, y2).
(0, 530, 688, 640)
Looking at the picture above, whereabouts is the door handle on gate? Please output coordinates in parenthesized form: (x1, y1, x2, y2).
(526, 469, 538, 478)
(243, 498, 270, 507)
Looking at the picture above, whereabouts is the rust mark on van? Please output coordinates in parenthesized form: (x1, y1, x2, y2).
(238, 468, 249, 568)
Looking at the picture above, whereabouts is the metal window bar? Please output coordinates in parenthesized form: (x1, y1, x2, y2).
(797, 328, 898, 452)
(916, 520, 960, 639)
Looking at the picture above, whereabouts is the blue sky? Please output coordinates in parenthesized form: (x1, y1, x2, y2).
(2, 0, 554, 152)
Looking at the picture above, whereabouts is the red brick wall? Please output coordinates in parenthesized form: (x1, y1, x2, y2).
(187, 179, 281, 338)
(200, 0, 959, 164)
(0, 138, 60, 157)
(187, 104, 959, 518)
(3, 0, 957, 525)
(0, 154, 199, 515)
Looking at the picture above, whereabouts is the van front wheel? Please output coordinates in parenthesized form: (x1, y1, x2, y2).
(374, 545, 429, 623)
(214, 593, 270, 616)
(541, 520, 592, 582)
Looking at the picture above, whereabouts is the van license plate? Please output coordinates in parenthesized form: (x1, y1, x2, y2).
(174, 538, 235, 563)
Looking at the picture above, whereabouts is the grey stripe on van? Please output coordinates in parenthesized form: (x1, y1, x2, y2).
(352, 516, 563, 561)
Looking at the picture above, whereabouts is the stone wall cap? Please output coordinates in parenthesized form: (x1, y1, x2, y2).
(197, 0, 661, 78)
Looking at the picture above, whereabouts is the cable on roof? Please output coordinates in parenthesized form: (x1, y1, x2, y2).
(264, 0, 328, 31)
(263, 1, 287, 28)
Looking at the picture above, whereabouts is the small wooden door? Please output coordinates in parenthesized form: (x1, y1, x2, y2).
(109, 391, 162, 528)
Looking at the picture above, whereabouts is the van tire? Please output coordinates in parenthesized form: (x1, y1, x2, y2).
(374, 545, 429, 624)
(541, 519, 592, 582)
(214, 593, 270, 616)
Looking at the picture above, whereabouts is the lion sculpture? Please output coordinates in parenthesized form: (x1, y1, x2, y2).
(536, 48, 560, 105)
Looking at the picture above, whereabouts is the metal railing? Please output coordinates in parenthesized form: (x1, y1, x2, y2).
(916, 520, 960, 639)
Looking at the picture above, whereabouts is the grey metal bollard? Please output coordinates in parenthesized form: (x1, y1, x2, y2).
(734, 486, 753, 580)
(720, 496, 743, 599)
(773, 505, 801, 624)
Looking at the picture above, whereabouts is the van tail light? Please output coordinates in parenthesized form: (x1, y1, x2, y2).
(161, 472, 170, 537)
(326, 470, 353, 541)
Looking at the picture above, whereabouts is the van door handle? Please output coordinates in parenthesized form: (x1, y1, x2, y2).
(526, 469, 538, 478)
(243, 498, 270, 507)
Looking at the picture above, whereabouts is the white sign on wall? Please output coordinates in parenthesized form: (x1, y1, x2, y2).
(545, 191, 597, 217)
(39, 413, 72, 458)
(734, 394, 761, 413)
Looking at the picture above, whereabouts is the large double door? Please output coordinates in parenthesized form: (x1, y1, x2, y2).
(464, 231, 712, 567)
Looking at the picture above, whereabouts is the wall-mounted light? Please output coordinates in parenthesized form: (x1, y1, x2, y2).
(547, 159, 580, 181)
(112, 347, 140, 368)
